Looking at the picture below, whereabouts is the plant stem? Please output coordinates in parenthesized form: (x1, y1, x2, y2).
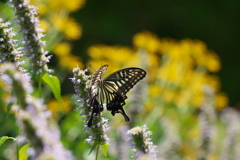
(95, 145, 100, 160)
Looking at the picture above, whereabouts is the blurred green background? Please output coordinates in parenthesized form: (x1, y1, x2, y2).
(71, 0, 240, 106)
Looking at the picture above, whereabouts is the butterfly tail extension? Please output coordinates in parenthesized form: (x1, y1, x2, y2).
(119, 108, 130, 122)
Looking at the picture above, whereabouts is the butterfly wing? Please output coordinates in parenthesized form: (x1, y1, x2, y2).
(103, 68, 147, 121)
(88, 64, 108, 105)
(87, 65, 108, 127)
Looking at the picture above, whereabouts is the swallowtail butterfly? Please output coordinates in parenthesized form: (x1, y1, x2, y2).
(87, 65, 146, 127)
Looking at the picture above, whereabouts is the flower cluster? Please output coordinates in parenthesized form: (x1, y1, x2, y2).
(0, 18, 22, 64)
(220, 108, 240, 159)
(1, 63, 73, 159)
(198, 86, 217, 159)
(87, 31, 228, 112)
(71, 67, 110, 145)
(127, 124, 158, 159)
(9, 0, 51, 75)
(87, 31, 229, 159)
(30, 0, 85, 70)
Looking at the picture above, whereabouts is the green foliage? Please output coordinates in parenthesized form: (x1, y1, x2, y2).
(101, 144, 109, 156)
(19, 144, 30, 160)
(42, 73, 63, 105)
(0, 136, 16, 147)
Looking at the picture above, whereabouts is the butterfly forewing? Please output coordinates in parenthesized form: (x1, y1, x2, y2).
(104, 68, 147, 95)
(90, 65, 108, 87)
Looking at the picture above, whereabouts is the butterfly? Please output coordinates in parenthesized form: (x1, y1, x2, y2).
(87, 65, 147, 127)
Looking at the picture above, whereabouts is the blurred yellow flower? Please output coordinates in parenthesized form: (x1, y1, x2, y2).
(145, 100, 155, 113)
(31, 0, 83, 42)
(54, 42, 72, 57)
(47, 96, 73, 119)
(162, 90, 176, 103)
(192, 91, 204, 107)
(50, 15, 82, 40)
(149, 85, 161, 97)
(207, 155, 220, 160)
(49, 0, 86, 12)
(88, 45, 141, 74)
(59, 54, 83, 70)
(64, 18, 82, 40)
(54, 42, 83, 69)
(133, 31, 160, 53)
(206, 52, 221, 72)
(87, 31, 227, 112)
(204, 75, 220, 92)
(180, 142, 198, 160)
(39, 19, 50, 32)
(215, 92, 229, 111)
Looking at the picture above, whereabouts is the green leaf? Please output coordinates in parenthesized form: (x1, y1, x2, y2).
(101, 143, 109, 156)
(6, 101, 15, 118)
(42, 73, 63, 105)
(19, 144, 30, 160)
(0, 136, 16, 147)
(88, 143, 98, 155)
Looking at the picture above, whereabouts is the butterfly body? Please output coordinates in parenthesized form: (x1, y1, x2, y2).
(87, 65, 146, 127)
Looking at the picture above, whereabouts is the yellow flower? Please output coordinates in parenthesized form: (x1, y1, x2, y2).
(162, 90, 176, 103)
(39, 19, 50, 32)
(180, 142, 198, 160)
(206, 52, 221, 72)
(88, 45, 105, 59)
(49, 0, 86, 12)
(204, 75, 220, 92)
(87, 31, 227, 112)
(88, 45, 141, 73)
(53, 42, 83, 70)
(207, 155, 220, 160)
(215, 92, 228, 111)
(59, 54, 83, 70)
(149, 85, 161, 97)
(47, 96, 73, 119)
(51, 15, 82, 40)
(64, 18, 82, 40)
(54, 42, 72, 56)
(192, 91, 204, 107)
(133, 31, 160, 53)
(145, 99, 155, 113)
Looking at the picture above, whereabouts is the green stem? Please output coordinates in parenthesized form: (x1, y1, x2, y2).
(17, 121, 20, 160)
(95, 145, 100, 160)
(16, 139, 19, 160)
(38, 74, 42, 97)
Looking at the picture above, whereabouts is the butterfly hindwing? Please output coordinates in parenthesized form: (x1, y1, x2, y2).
(87, 65, 146, 127)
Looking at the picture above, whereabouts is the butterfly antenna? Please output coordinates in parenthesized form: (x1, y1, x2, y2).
(87, 64, 95, 71)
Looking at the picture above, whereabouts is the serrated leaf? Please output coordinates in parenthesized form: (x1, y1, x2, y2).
(101, 143, 109, 156)
(0, 136, 16, 147)
(42, 73, 63, 105)
(19, 144, 30, 160)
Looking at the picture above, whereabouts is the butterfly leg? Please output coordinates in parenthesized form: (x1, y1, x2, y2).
(87, 111, 95, 127)
(87, 99, 104, 127)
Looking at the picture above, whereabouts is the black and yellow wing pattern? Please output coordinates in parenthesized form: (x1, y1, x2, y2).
(87, 65, 146, 127)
